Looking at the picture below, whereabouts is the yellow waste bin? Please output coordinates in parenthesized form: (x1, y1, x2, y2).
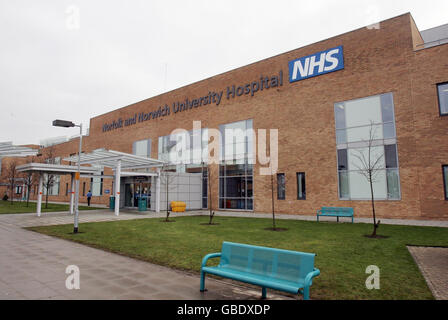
(170, 201, 186, 212)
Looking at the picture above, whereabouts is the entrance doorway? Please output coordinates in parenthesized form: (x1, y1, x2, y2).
(124, 178, 151, 209)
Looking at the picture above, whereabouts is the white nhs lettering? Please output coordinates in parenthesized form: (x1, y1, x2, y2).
(289, 46, 344, 83)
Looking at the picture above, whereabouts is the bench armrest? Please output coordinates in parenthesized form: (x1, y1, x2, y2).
(316, 209, 322, 215)
(201, 253, 222, 269)
(304, 268, 320, 287)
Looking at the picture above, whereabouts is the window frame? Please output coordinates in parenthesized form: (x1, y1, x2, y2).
(297, 172, 306, 200)
(437, 82, 448, 117)
(443, 165, 448, 201)
(334, 92, 401, 201)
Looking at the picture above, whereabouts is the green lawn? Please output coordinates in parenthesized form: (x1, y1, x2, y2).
(27, 216, 448, 300)
(0, 200, 99, 214)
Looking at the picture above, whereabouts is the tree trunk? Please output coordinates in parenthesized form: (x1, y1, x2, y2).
(10, 184, 14, 205)
(45, 186, 49, 209)
(271, 174, 276, 230)
(208, 167, 214, 225)
(165, 174, 170, 222)
(369, 174, 378, 237)
(26, 185, 30, 207)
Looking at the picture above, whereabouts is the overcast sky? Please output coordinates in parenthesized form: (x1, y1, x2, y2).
(1, 0, 447, 145)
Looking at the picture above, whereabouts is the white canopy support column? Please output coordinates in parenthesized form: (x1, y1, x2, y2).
(69, 173, 75, 214)
(114, 159, 121, 216)
(156, 167, 161, 213)
(37, 174, 43, 217)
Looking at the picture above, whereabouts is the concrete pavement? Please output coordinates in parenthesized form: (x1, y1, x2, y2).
(0, 210, 292, 300)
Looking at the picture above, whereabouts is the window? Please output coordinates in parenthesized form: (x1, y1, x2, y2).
(15, 186, 22, 195)
(43, 174, 60, 196)
(219, 120, 254, 210)
(297, 173, 306, 200)
(82, 182, 86, 196)
(90, 171, 103, 196)
(133, 139, 151, 157)
(277, 174, 285, 200)
(158, 128, 209, 171)
(334, 93, 401, 200)
(202, 167, 208, 209)
(443, 166, 448, 200)
(438, 83, 448, 116)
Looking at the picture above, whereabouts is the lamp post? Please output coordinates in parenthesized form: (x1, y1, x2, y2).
(52, 119, 82, 234)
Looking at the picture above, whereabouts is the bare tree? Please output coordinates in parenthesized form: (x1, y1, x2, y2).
(5, 160, 18, 205)
(42, 146, 57, 209)
(351, 121, 384, 237)
(160, 164, 177, 222)
(23, 156, 39, 207)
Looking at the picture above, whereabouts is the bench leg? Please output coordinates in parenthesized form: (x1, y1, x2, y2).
(200, 270, 206, 292)
(303, 286, 310, 300)
(261, 287, 267, 299)
(337, 216, 339, 223)
(317, 215, 319, 222)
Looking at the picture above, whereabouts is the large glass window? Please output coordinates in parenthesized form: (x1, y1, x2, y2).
(443, 165, 448, 200)
(91, 171, 103, 196)
(438, 83, 448, 116)
(335, 93, 401, 200)
(133, 139, 151, 158)
(219, 120, 254, 210)
(43, 174, 60, 196)
(277, 174, 285, 200)
(158, 128, 208, 171)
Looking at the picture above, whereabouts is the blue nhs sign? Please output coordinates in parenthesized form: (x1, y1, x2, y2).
(288, 46, 344, 83)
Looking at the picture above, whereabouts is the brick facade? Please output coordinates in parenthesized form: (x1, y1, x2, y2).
(1, 13, 447, 220)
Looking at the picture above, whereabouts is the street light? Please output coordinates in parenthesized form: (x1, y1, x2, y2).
(53, 119, 82, 234)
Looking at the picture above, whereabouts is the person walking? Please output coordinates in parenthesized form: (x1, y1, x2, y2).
(86, 190, 92, 206)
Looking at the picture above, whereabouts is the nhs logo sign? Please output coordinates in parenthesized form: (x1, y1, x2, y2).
(288, 46, 344, 83)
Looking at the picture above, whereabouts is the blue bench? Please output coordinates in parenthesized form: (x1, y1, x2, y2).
(317, 207, 354, 223)
(200, 242, 320, 300)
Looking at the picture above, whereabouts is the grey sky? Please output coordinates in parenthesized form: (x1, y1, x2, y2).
(1, 0, 447, 145)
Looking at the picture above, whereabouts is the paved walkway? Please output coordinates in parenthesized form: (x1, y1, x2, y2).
(0, 210, 292, 300)
(407, 246, 448, 300)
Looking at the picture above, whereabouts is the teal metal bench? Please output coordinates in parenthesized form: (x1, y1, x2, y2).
(200, 242, 320, 300)
(317, 207, 354, 223)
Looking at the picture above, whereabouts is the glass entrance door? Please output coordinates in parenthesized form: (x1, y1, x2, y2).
(124, 183, 134, 207)
(124, 180, 151, 208)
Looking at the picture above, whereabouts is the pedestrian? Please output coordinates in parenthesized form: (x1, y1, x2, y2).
(87, 190, 92, 206)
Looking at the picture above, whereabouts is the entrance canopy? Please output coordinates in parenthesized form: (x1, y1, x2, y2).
(16, 163, 101, 217)
(63, 148, 165, 170)
(0, 141, 38, 158)
(17, 163, 100, 175)
(64, 149, 166, 215)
